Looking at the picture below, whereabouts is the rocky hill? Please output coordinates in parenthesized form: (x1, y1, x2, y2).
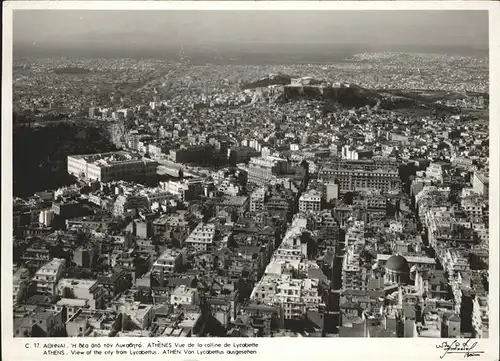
(281, 83, 458, 114)
(240, 73, 292, 90)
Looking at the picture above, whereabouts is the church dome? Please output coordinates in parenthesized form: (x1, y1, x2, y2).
(385, 255, 410, 274)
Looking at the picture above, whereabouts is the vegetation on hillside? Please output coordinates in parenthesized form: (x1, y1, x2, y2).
(14, 123, 117, 197)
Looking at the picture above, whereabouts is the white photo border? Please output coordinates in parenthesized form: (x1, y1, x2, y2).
(2, 2, 499, 361)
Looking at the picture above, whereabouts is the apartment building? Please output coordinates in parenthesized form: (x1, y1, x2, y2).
(184, 223, 216, 252)
(250, 187, 266, 213)
(152, 248, 184, 279)
(33, 258, 66, 299)
(299, 190, 322, 213)
(472, 172, 489, 197)
(56, 278, 105, 310)
(319, 160, 400, 194)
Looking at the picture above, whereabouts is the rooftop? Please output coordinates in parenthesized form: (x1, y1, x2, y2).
(172, 285, 196, 296)
(58, 278, 98, 289)
(385, 255, 410, 273)
(35, 258, 65, 275)
(178, 312, 201, 328)
(377, 254, 436, 265)
(71, 151, 155, 167)
(57, 298, 89, 307)
(219, 196, 249, 207)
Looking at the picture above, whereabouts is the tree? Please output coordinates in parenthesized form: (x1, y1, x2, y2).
(75, 231, 90, 247)
(170, 233, 181, 249)
(151, 234, 162, 246)
(49, 240, 70, 262)
(227, 236, 238, 249)
(300, 160, 309, 174)
(343, 192, 354, 205)
(51, 215, 66, 231)
(361, 249, 375, 264)
(300, 231, 317, 259)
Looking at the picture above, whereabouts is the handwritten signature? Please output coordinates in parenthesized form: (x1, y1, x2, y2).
(436, 339, 485, 359)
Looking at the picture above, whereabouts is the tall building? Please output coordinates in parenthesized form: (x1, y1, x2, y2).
(250, 188, 266, 213)
(322, 228, 345, 336)
(73, 247, 96, 269)
(326, 182, 339, 202)
(38, 209, 54, 227)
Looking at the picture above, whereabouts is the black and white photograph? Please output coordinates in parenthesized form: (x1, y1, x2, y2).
(2, 2, 499, 360)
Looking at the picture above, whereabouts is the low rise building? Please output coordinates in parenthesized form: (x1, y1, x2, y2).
(170, 285, 199, 306)
(152, 249, 184, 280)
(56, 278, 105, 310)
(67, 151, 158, 182)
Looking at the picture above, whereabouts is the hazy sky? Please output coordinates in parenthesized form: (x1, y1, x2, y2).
(14, 10, 488, 49)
